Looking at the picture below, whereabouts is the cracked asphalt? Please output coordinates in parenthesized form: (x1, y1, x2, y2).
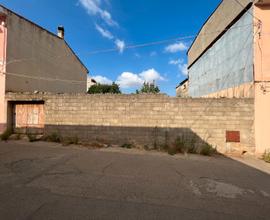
(0, 141, 270, 220)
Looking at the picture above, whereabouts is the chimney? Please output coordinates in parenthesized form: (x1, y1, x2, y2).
(57, 26, 65, 39)
(0, 10, 7, 27)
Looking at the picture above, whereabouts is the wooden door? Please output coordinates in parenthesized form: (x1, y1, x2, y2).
(14, 104, 45, 134)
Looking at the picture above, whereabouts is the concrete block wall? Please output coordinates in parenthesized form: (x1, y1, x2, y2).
(5, 93, 255, 154)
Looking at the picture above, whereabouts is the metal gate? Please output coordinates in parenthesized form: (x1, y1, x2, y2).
(14, 103, 45, 134)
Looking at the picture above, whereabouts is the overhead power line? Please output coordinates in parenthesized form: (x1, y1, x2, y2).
(1, 20, 262, 86)
(2, 72, 85, 84)
(1, 23, 260, 85)
(87, 35, 196, 55)
(77, 23, 255, 56)
(4, 23, 254, 67)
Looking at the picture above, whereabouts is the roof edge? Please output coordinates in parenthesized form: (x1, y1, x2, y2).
(187, 2, 253, 69)
(176, 78, 188, 89)
(187, 0, 224, 55)
(0, 4, 89, 74)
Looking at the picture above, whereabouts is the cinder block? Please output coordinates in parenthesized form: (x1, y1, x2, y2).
(6, 93, 255, 153)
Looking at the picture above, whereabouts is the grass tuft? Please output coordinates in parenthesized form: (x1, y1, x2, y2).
(62, 136, 79, 146)
(263, 152, 270, 163)
(0, 129, 12, 141)
(168, 145, 178, 155)
(27, 134, 38, 142)
(45, 132, 62, 143)
(121, 143, 133, 149)
(200, 144, 217, 156)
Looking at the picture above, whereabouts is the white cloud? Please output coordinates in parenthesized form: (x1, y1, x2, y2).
(179, 63, 188, 76)
(93, 75, 113, 84)
(95, 24, 114, 39)
(79, 0, 118, 26)
(115, 39, 125, 53)
(116, 68, 164, 89)
(79, 0, 101, 14)
(100, 10, 118, 27)
(79, 0, 127, 54)
(139, 69, 164, 83)
(165, 42, 187, 53)
(169, 59, 188, 76)
(116, 72, 143, 88)
(169, 59, 182, 65)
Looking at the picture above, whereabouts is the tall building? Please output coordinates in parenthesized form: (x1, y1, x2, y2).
(183, 0, 270, 153)
(0, 4, 89, 133)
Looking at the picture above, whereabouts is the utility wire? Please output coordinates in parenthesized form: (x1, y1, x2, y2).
(1, 23, 259, 85)
(87, 35, 196, 55)
(4, 23, 254, 66)
(64, 23, 255, 56)
(2, 72, 85, 84)
(2, 24, 260, 85)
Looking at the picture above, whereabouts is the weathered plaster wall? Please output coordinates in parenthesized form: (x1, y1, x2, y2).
(176, 81, 189, 98)
(6, 93, 255, 154)
(188, 0, 253, 66)
(254, 5, 270, 82)
(203, 83, 254, 98)
(188, 9, 254, 97)
(254, 83, 270, 154)
(4, 7, 88, 93)
(0, 75, 6, 133)
(0, 15, 7, 133)
(254, 5, 270, 154)
(87, 76, 97, 91)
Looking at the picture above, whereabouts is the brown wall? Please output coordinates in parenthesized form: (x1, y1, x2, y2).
(6, 93, 255, 154)
(4, 7, 88, 93)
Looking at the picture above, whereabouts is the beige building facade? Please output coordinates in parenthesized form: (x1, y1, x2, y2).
(87, 76, 97, 91)
(176, 79, 189, 97)
(0, 5, 89, 133)
(186, 0, 270, 154)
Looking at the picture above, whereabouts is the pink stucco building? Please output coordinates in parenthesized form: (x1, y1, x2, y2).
(0, 5, 89, 133)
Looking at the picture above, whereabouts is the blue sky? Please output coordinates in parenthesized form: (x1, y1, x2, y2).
(0, 0, 221, 96)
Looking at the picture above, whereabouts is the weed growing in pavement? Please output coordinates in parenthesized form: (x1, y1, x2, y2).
(0, 129, 12, 141)
(200, 143, 217, 156)
(166, 136, 216, 157)
(144, 145, 151, 151)
(27, 134, 38, 142)
(263, 152, 270, 163)
(44, 132, 62, 143)
(121, 143, 133, 149)
(62, 136, 79, 146)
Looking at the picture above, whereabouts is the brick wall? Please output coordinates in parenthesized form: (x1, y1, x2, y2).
(6, 93, 255, 154)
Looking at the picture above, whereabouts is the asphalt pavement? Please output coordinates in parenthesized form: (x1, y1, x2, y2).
(0, 141, 270, 220)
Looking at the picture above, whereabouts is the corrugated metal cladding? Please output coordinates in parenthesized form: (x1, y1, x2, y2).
(188, 8, 254, 97)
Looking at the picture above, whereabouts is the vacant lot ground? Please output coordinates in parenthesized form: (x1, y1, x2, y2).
(0, 141, 270, 220)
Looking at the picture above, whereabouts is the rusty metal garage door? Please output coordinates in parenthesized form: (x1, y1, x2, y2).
(14, 103, 45, 134)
